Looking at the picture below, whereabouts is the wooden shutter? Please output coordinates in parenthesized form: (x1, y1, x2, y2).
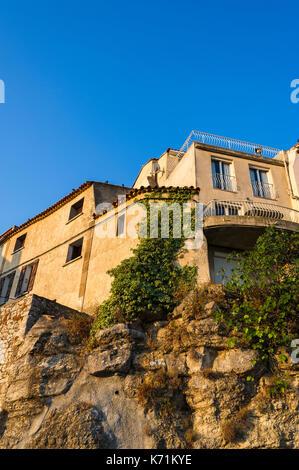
(27, 259, 39, 292)
(5, 272, 16, 301)
(15, 266, 26, 297)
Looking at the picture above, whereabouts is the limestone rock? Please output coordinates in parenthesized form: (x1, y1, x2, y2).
(165, 354, 187, 376)
(94, 323, 144, 347)
(186, 347, 217, 373)
(0, 294, 298, 449)
(212, 349, 259, 375)
(85, 344, 132, 376)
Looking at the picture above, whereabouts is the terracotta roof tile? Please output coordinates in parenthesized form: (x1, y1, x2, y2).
(0, 181, 94, 245)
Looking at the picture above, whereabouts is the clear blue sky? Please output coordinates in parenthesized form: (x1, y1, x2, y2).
(0, 0, 298, 234)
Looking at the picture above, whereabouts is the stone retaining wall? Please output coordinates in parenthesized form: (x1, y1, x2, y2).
(0, 294, 82, 396)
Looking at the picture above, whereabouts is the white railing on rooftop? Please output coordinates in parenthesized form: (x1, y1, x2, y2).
(167, 130, 282, 176)
(203, 200, 299, 224)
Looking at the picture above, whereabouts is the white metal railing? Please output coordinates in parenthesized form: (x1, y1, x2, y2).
(203, 200, 299, 224)
(251, 181, 274, 199)
(212, 173, 237, 192)
(167, 130, 281, 176)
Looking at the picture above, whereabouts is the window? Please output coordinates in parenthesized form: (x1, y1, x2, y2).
(13, 234, 26, 252)
(250, 168, 273, 199)
(66, 238, 83, 263)
(15, 260, 39, 298)
(211, 159, 235, 191)
(0, 272, 16, 305)
(116, 214, 125, 236)
(69, 198, 84, 221)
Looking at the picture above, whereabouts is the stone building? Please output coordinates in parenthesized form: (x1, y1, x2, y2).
(0, 131, 298, 314)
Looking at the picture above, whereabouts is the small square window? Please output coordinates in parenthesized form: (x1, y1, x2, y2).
(69, 198, 84, 221)
(66, 238, 83, 263)
(13, 234, 26, 252)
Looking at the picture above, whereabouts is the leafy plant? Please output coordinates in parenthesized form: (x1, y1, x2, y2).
(264, 375, 289, 397)
(215, 227, 299, 365)
(91, 189, 198, 334)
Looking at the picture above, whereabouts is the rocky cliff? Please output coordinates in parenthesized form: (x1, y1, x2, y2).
(0, 293, 298, 449)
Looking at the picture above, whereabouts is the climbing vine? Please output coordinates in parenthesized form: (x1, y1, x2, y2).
(90, 187, 198, 337)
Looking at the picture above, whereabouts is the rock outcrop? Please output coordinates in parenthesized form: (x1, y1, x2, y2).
(0, 293, 298, 449)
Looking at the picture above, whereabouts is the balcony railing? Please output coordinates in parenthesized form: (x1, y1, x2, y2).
(212, 173, 236, 192)
(167, 130, 281, 177)
(178, 131, 281, 159)
(204, 200, 299, 224)
(251, 181, 274, 199)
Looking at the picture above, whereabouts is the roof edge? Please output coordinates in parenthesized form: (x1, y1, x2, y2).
(0, 181, 95, 246)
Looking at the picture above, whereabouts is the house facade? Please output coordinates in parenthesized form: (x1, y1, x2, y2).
(134, 132, 299, 282)
(0, 182, 131, 313)
(0, 131, 298, 313)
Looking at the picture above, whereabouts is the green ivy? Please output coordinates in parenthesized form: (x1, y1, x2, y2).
(90, 188, 198, 336)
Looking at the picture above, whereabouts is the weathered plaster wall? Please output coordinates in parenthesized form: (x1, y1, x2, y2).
(194, 147, 291, 207)
(134, 143, 293, 210)
(286, 147, 299, 209)
(0, 184, 130, 312)
(83, 194, 211, 313)
(163, 146, 196, 188)
(0, 185, 96, 310)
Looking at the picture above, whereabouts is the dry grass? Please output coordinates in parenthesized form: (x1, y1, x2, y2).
(143, 424, 153, 436)
(136, 370, 182, 410)
(145, 331, 157, 351)
(159, 397, 176, 419)
(254, 392, 271, 413)
(78, 402, 93, 412)
(136, 380, 156, 408)
(201, 368, 225, 380)
(221, 407, 251, 443)
(183, 286, 211, 318)
(63, 313, 93, 345)
(160, 320, 190, 354)
(184, 427, 197, 448)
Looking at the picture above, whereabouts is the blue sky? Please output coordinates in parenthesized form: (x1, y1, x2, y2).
(0, 0, 298, 234)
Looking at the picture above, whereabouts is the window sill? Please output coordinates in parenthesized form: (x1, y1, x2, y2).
(66, 212, 83, 225)
(252, 194, 276, 201)
(12, 247, 24, 255)
(213, 187, 237, 193)
(63, 255, 82, 267)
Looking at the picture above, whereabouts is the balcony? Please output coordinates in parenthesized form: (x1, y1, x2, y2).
(203, 200, 299, 250)
(204, 200, 299, 223)
(212, 173, 236, 192)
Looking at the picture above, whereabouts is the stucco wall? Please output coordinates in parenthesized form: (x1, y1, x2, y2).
(194, 147, 291, 207)
(286, 147, 299, 209)
(82, 195, 210, 313)
(134, 143, 292, 210)
(0, 183, 130, 312)
(0, 185, 96, 311)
